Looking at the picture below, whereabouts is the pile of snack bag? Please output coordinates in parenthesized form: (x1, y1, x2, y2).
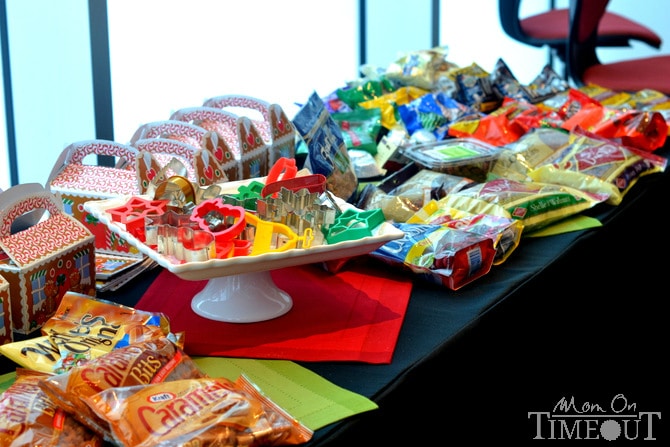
(0, 293, 313, 446)
(315, 46, 668, 290)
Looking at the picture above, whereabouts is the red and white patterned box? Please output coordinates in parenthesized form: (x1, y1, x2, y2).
(0, 275, 12, 344)
(47, 140, 143, 256)
(0, 184, 96, 335)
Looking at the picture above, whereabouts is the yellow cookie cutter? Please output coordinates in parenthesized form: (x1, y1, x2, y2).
(245, 212, 314, 255)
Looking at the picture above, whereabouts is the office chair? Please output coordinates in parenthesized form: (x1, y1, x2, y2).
(567, 0, 670, 94)
(498, 0, 662, 78)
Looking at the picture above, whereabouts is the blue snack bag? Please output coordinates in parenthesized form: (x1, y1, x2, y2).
(293, 92, 358, 201)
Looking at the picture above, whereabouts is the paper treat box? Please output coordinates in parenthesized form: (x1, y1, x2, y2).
(47, 139, 143, 256)
(0, 183, 96, 334)
(170, 106, 271, 181)
(202, 95, 296, 166)
(0, 275, 12, 344)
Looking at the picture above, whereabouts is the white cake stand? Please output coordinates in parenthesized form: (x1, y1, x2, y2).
(190, 270, 292, 323)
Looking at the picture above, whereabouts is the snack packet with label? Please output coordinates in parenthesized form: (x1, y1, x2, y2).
(38, 336, 206, 443)
(0, 368, 103, 447)
(0, 292, 180, 374)
(437, 177, 609, 233)
(371, 223, 496, 290)
(84, 375, 313, 447)
(294, 92, 359, 201)
(408, 200, 523, 265)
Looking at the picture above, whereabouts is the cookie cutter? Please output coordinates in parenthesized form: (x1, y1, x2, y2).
(261, 173, 327, 198)
(324, 208, 386, 244)
(144, 209, 198, 247)
(244, 212, 314, 254)
(190, 199, 247, 244)
(156, 224, 216, 263)
(153, 175, 196, 209)
(150, 174, 221, 210)
(107, 196, 170, 241)
(264, 157, 298, 197)
(257, 187, 337, 246)
(221, 180, 265, 211)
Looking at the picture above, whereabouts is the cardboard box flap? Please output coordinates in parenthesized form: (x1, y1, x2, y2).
(201, 95, 296, 165)
(46, 139, 139, 187)
(0, 184, 92, 267)
(130, 119, 208, 148)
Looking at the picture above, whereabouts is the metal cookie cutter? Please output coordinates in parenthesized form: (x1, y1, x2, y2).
(221, 180, 265, 211)
(156, 224, 216, 263)
(144, 209, 198, 247)
(257, 186, 337, 246)
(325, 208, 386, 244)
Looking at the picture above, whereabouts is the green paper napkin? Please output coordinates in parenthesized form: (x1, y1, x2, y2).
(524, 215, 602, 237)
(0, 371, 15, 393)
(193, 357, 378, 431)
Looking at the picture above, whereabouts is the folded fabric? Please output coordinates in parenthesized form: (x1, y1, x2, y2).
(134, 260, 413, 363)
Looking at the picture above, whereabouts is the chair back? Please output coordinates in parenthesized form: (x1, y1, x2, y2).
(499, 0, 533, 46)
(567, 0, 610, 86)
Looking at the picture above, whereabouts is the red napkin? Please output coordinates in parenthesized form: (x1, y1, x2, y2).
(134, 261, 413, 364)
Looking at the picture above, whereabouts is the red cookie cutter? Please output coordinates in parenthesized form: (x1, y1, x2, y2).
(261, 173, 327, 198)
(264, 157, 298, 197)
(107, 196, 170, 241)
(190, 198, 246, 245)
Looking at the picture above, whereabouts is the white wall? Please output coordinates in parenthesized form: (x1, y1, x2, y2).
(106, 0, 360, 145)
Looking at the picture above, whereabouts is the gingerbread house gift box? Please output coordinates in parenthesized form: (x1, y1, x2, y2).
(0, 275, 12, 344)
(0, 183, 96, 335)
(47, 140, 143, 256)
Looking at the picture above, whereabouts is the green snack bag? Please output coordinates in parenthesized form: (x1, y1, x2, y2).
(331, 107, 383, 155)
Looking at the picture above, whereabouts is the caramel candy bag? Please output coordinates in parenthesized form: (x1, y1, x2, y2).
(84, 375, 313, 447)
(38, 336, 206, 443)
(0, 368, 103, 447)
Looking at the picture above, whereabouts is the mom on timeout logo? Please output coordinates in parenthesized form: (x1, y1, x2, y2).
(528, 393, 661, 441)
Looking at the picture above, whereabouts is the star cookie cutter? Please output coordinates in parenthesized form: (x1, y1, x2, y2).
(324, 208, 386, 244)
(107, 196, 170, 241)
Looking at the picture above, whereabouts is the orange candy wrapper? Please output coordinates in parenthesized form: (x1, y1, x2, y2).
(0, 368, 103, 446)
(84, 375, 312, 447)
(38, 336, 207, 443)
